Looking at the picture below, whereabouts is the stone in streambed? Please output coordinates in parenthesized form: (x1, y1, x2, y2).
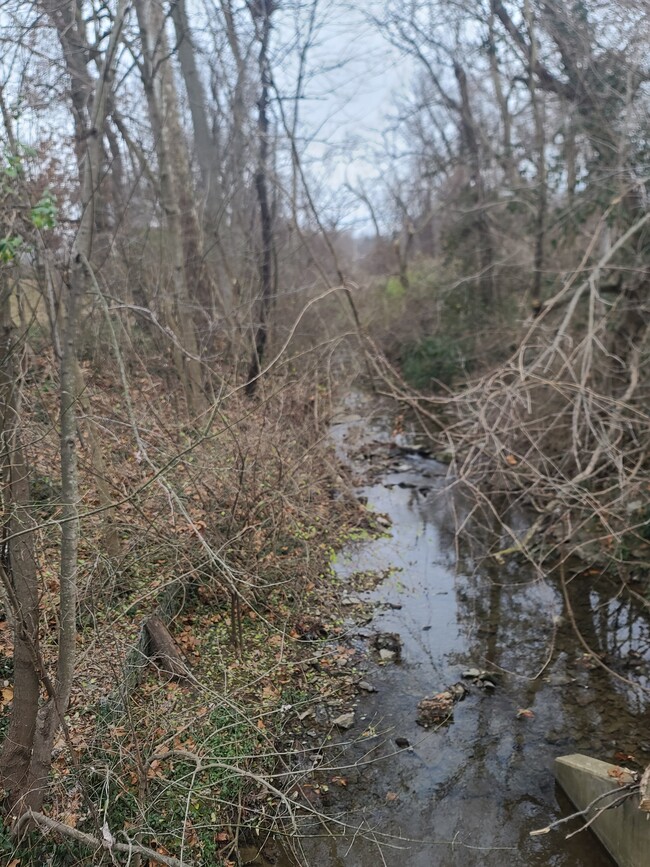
(358, 681, 378, 693)
(371, 632, 403, 661)
(332, 712, 355, 730)
(416, 683, 468, 727)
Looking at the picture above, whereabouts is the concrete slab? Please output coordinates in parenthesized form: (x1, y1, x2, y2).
(554, 754, 650, 867)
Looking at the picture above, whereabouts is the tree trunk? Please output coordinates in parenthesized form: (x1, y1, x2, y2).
(526, 1, 547, 303)
(135, 0, 206, 415)
(246, 4, 275, 396)
(453, 61, 495, 307)
(0, 0, 129, 817)
(170, 0, 232, 330)
(0, 280, 40, 814)
(488, 13, 517, 188)
(21, 236, 82, 811)
(145, 615, 191, 681)
(170, 0, 221, 221)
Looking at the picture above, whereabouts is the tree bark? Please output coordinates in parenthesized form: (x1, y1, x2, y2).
(145, 615, 191, 681)
(1, 0, 129, 817)
(134, 0, 206, 415)
(487, 13, 516, 188)
(0, 280, 40, 813)
(246, 3, 275, 396)
(170, 0, 222, 221)
(525, 1, 547, 302)
(453, 61, 495, 307)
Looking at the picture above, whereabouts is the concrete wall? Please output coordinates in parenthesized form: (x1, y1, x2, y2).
(555, 754, 650, 867)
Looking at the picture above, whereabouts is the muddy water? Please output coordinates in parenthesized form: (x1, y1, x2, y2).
(291, 394, 650, 867)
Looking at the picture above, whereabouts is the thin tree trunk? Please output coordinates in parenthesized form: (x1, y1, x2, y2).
(246, 3, 275, 396)
(170, 0, 221, 219)
(158, 10, 221, 323)
(488, 13, 516, 188)
(3, 0, 129, 817)
(565, 116, 577, 207)
(526, 1, 547, 303)
(170, 0, 232, 330)
(0, 280, 40, 812)
(135, 0, 206, 415)
(453, 61, 495, 306)
(22, 226, 83, 811)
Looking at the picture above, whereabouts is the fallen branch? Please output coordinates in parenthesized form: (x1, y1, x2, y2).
(145, 614, 192, 681)
(530, 779, 640, 837)
(564, 789, 635, 840)
(13, 810, 190, 867)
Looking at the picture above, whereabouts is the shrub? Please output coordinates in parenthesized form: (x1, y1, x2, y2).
(400, 334, 467, 389)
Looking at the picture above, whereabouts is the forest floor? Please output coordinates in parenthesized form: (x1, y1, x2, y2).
(0, 357, 391, 866)
(3, 351, 648, 866)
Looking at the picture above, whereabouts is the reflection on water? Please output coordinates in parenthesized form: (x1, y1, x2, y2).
(283, 395, 649, 866)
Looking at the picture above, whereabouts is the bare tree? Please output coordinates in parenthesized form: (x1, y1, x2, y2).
(245, 0, 276, 395)
(0, 0, 129, 817)
(134, 0, 207, 414)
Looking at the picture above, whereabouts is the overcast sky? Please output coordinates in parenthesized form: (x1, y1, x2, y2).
(274, 1, 415, 229)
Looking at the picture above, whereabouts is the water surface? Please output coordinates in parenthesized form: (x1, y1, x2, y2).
(284, 394, 650, 866)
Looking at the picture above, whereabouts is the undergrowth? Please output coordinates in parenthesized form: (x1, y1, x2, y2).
(0, 344, 374, 865)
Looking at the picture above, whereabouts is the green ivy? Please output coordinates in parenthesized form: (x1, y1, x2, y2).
(30, 190, 57, 230)
(0, 235, 22, 263)
(1, 147, 57, 264)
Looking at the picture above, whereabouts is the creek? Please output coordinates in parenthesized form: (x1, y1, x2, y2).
(270, 392, 650, 866)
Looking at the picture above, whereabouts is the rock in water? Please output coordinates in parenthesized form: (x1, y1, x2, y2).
(416, 683, 468, 727)
(358, 681, 378, 693)
(371, 632, 403, 661)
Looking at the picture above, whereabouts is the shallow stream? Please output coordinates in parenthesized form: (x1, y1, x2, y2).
(278, 393, 650, 866)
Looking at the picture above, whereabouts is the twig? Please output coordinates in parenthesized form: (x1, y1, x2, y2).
(13, 810, 190, 867)
(564, 789, 636, 839)
(529, 780, 639, 836)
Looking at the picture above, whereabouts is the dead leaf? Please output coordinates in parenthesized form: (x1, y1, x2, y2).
(1, 686, 13, 706)
(517, 708, 535, 719)
(614, 751, 635, 764)
(61, 812, 79, 828)
(608, 766, 635, 785)
(147, 759, 163, 780)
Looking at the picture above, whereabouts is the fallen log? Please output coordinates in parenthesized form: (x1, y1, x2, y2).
(145, 614, 191, 681)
